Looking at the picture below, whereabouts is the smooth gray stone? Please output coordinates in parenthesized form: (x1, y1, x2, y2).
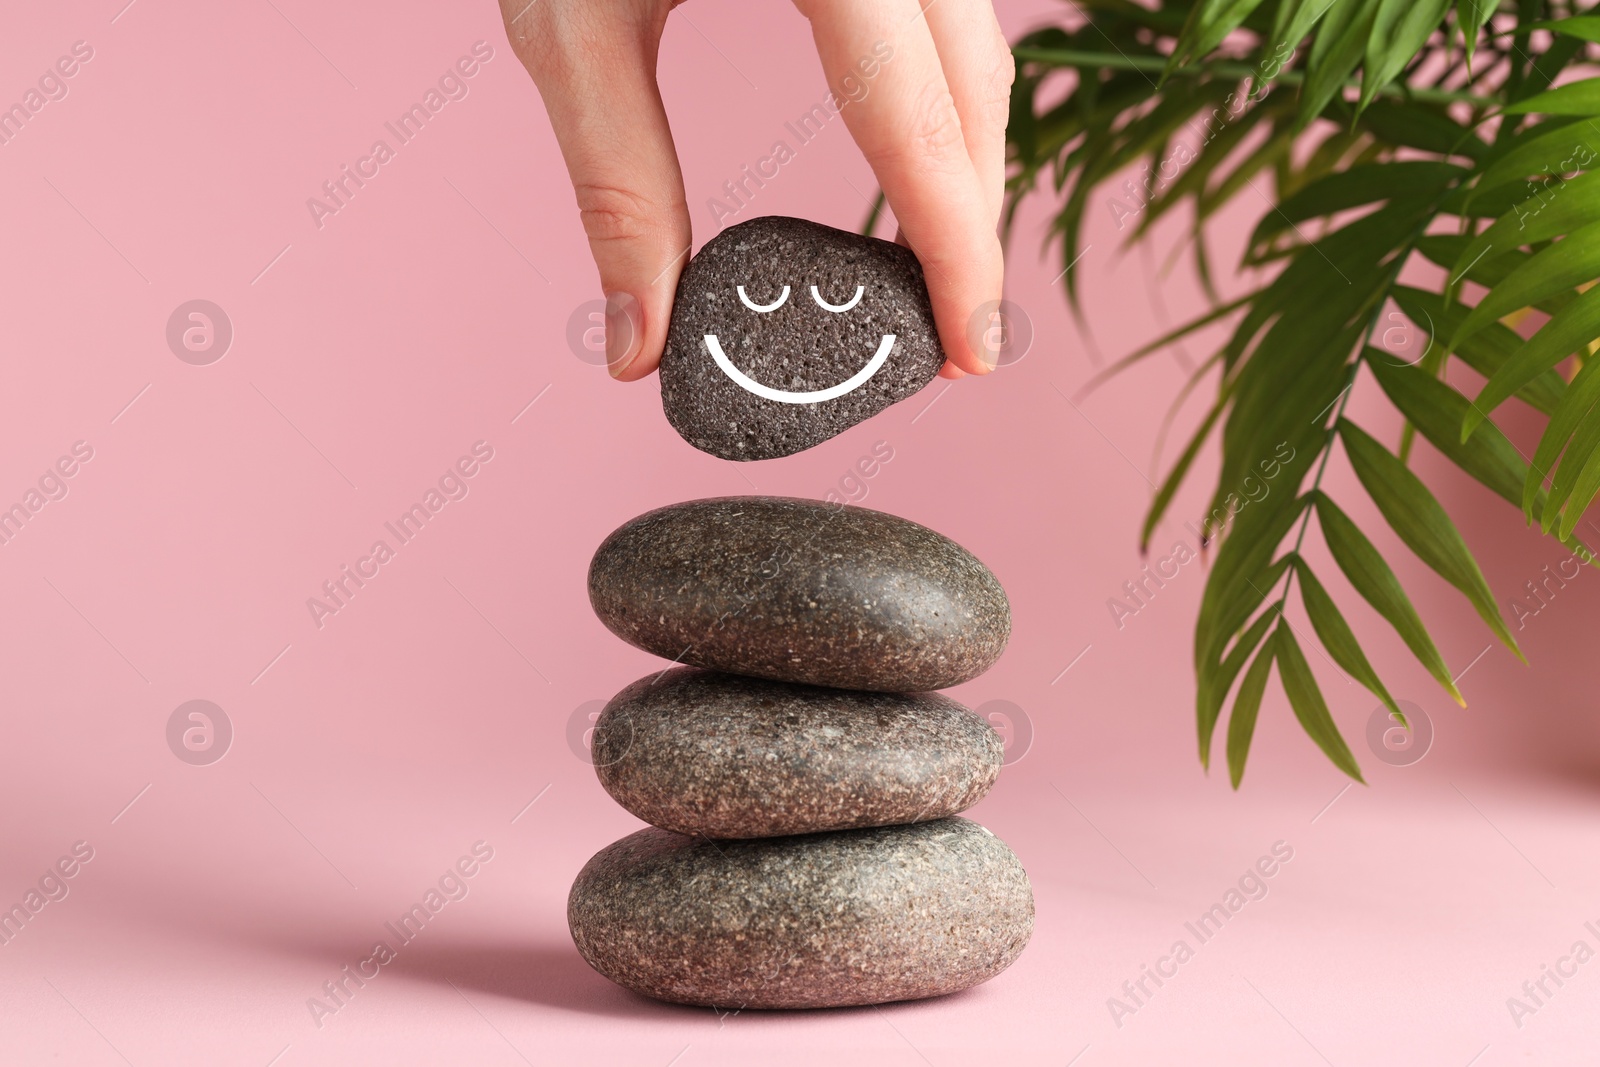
(659, 216, 943, 461)
(592, 668, 1003, 838)
(587, 496, 1010, 692)
(568, 818, 1033, 1009)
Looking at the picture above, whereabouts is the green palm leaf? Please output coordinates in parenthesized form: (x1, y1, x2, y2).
(1448, 219, 1600, 352)
(1226, 637, 1276, 787)
(1274, 623, 1365, 782)
(1361, 0, 1452, 113)
(1299, 0, 1383, 128)
(1314, 492, 1464, 704)
(1339, 420, 1522, 658)
(1271, 0, 1349, 60)
(1169, 0, 1272, 74)
(1295, 558, 1400, 718)
(1503, 78, 1600, 116)
(1528, 16, 1600, 46)
(1528, 357, 1600, 520)
(1246, 161, 1464, 255)
(1202, 604, 1280, 767)
(1005, 0, 1594, 782)
(1472, 119, 1600, 201)
(1541, 392, 1600, 533)
(1390, 286, 1566, 415)
(1366, 347, 1528, 506)
(1554, 436, 1600, 539)
(1463, 285, 1600, 440)
(1457, 0, 1498, 65)
(1445, 168, 1600, 307)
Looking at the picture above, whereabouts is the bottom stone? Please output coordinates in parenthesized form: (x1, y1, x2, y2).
(568, 818, 1033, 1009)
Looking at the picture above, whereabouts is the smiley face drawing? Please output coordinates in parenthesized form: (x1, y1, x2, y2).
(704, 284, 896, 404)
(659, 216, 945, 461)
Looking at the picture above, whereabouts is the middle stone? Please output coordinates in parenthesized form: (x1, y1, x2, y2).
(592, 667, 1003, 838)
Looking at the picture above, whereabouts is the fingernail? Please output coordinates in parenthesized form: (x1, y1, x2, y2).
(964, 331, 998, 374)
(604, 291, 642, 378)
(965, 298, 1032, 372)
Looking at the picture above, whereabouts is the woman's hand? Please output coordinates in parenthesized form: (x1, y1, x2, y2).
(499, 0, 1012, 381)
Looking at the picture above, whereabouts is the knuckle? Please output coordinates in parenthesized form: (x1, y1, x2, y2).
(981, 47, 1016, 130)
(501, 0, 562, 57)
(506, 1, 632, 75)
(573, 182, 657, 245)
(906, 84, 967, 165)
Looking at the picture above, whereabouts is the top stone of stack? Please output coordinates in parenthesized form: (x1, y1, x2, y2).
(588, 496, 1010, 692)
(659, 216, 945, 461)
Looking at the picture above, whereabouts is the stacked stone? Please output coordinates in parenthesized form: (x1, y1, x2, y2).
(569, 496, 1033, 1009)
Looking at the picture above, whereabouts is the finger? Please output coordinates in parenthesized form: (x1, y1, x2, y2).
(796, 0, 1004, 374)
(919, 0, 1013, 227)
(901, 221, 966, 381)
(501, 0, 690, 380)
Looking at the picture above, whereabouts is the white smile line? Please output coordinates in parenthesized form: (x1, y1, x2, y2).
(704, 334, 896, 403)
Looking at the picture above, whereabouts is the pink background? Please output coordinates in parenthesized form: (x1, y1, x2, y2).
(2, 1, 1598, 1063)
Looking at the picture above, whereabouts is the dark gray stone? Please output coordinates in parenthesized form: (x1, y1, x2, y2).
(660, 216, 944, 461)
(568, 818, 1033, 1008)
(587, 496, 1010, 692)
(593, 668, 1003, 838)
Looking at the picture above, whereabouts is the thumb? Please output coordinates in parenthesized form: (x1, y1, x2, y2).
(503, 2, 691, 379)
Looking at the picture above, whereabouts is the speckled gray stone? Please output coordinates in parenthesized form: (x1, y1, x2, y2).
(568, 817, 1033, 1008)
(660, 216, 944, 461)
(592, 668, 1003, 838)
(587, 496, 1010, 692)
